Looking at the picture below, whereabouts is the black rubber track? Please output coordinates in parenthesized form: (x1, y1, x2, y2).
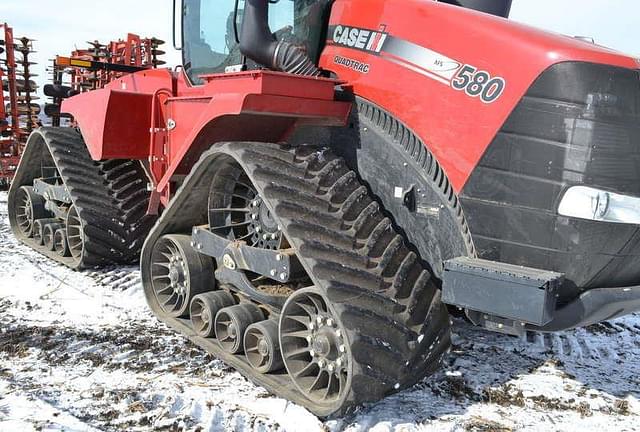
(141, 142, 451, 417)
(8, 127, 155, 269)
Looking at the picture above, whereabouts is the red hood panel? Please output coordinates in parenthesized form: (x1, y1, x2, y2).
(320, 0, 639, 192)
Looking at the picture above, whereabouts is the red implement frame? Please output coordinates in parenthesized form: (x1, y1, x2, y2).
(63, 33, 164, 93)
(0, 23, 31, 187)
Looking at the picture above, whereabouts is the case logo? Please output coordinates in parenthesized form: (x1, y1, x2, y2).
(332, 25, 388, 53)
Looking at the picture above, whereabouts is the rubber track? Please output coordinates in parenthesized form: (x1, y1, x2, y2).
(11, 127, 154, 268)
(236, 143, 451, 412)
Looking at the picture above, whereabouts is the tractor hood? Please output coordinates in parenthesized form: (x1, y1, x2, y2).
(321, 0, 640, 192)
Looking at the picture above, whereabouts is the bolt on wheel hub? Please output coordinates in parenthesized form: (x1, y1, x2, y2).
(248, 197, 282, 249)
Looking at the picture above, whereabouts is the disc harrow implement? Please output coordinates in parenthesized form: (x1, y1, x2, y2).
(45, 32, 166, 126)
(0, 22, 38, 189)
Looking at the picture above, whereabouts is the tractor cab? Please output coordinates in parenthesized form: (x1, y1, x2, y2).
(181, 0, 331, 84)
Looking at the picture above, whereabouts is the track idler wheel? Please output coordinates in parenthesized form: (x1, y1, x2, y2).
(150, 234, 214, 318)
(214, 304, 264, 354)
(33, 218, 58, 246)
(244, 320, 284, 373)
(54, 229, 71, 257)
(190, 291, 236, 337)
(14, 186, 47, 238)
(43, 223, 64, 251)
(280, 288, 350, 408)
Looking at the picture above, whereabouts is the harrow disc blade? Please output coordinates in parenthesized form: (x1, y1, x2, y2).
(7, 103, 41, 115)
(151, 38, 165, 45)
(17, 95, 41, 102)
(15, 47, 36, 54)
(43, 84, 76, 99)
(2, 79, 39, 92)
(151, 49, 166, 55)
(86, 41, 107, 49)
(44, 103, 72, 118)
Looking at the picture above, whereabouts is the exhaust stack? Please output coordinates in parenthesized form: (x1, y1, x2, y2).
(440, 0, 513, 18)
(239, 0, 320, 76)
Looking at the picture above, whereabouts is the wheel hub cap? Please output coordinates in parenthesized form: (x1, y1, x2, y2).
(312, 334, 331, 357)
(258, 338, 269, 356)
(228, 323, 237, 340)
(201, 308, 210, 322)
(169, 267, 180, 285)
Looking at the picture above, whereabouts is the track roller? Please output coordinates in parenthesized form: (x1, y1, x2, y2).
(244, 320, 284, 373)
(14, 187, 48, 238)
(150, 234, 214, 318)
(54, 229, 71, 257)
(43, 223, 64, 251)
(190, 291, 236, 337)
(215, 304, 264, 354)
(33, 218, 58, 246)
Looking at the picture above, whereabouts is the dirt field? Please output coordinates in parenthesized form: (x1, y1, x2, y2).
(0, 191, 638, 432)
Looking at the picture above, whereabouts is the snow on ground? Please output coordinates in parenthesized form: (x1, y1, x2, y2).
(0, 190, 638, 432)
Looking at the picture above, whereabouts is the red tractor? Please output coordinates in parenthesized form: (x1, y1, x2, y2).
(8, 0, 640, 416)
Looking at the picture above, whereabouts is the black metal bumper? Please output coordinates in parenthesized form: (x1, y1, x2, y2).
(533, 284, 640, 332)
(443, 257, 640, 334)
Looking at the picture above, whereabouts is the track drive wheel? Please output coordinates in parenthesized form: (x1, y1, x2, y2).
(150, 234, 214, 318)
(13, 186, 47, 238)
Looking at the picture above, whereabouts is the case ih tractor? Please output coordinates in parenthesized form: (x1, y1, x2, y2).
(7, 0, 640, 416)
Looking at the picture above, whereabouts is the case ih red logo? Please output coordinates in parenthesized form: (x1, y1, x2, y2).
(329, 24, 507, 103)
(332, 25, 388, 53)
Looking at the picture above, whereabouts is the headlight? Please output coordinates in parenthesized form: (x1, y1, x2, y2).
(558, 186, 640, 224)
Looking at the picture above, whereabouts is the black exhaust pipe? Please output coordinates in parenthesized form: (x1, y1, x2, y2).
(239, 0, 320, 76)
(439, 0, 512, 18)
